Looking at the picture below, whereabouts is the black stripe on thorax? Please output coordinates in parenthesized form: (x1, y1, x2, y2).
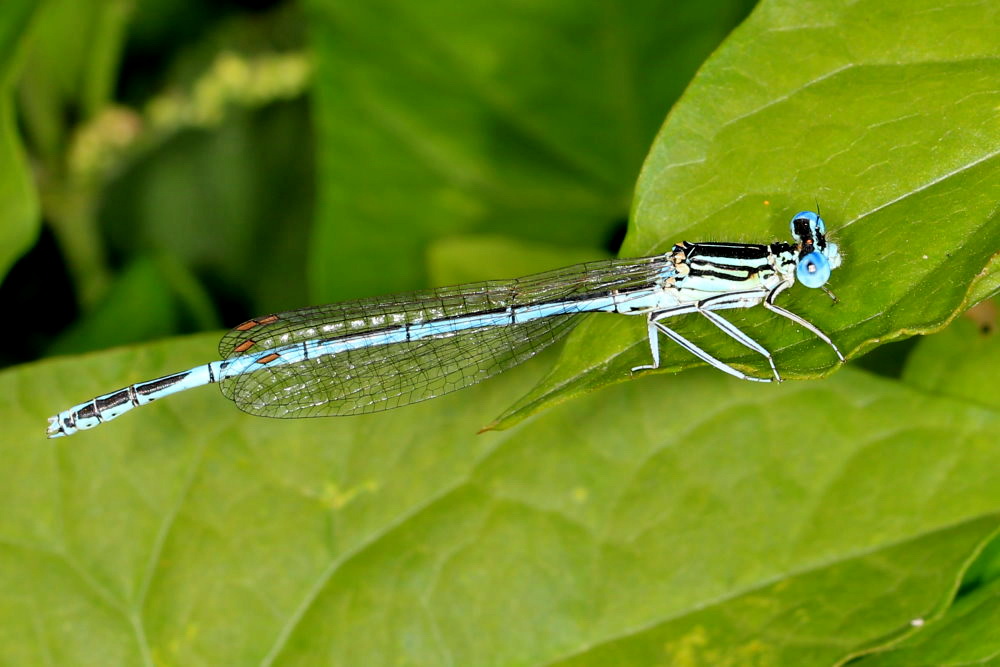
(686, 242, 770, 262)
(688, 268, 770, 282)
(689, 259, 766, 273)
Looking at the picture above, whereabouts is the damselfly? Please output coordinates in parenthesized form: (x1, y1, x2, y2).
(47, 211, 843, 438)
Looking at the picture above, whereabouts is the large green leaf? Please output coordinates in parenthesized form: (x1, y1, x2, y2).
(306, 0, 755, 301)
(3, 330, 998, 664)
(495, 0, 1000, 428)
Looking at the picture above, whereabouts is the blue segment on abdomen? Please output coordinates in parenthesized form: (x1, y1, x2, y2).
(222, 297, 627, 377)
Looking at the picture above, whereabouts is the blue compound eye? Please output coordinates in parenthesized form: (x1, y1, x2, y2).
(796, 251, 831, 288)
(790, 211, 826, 240)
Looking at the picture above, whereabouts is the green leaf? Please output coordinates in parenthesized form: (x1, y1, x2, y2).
(959, 532, 1000, 624)
(495, 0, 1000, 429)
(3, 336, 999, 664)
(46, 255, 220, 356)
(901, 299, 1000, 410)
(0, 0, 37, 82)
(17, 0, 130, 158)
(0, 0, 41, 285)
(305, 0, 755, 301)
(426, 234, 607, 285)
(850, 573, 1000, 666)
(549, 520, 996, 666)
(100, 101, 315, 316)
(965, 253, 1000, 308)
(0, 94, 39, 286)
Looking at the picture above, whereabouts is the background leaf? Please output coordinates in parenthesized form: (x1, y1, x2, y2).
(100, 99, 316, 315)
(426, 234, 608, 285)
(306, 0, 755, 301)
(45, 254, 219, 357)
(496, 0, 1000, 427)
(0, 0, 41, 284)
(901, 300, 999, 409)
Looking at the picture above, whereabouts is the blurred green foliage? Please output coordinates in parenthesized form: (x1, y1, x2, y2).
(1, 0, 998, 664)
(3, 0, 314, 363)
(1, 0, 756, 365)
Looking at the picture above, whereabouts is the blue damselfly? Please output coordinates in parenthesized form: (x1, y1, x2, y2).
(47, 211, 843, 437)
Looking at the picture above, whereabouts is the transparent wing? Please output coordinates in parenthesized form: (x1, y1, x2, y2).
(219, 256, 669, 358)
(221, 313, 579, 418)
(217, 255, 671, 418)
